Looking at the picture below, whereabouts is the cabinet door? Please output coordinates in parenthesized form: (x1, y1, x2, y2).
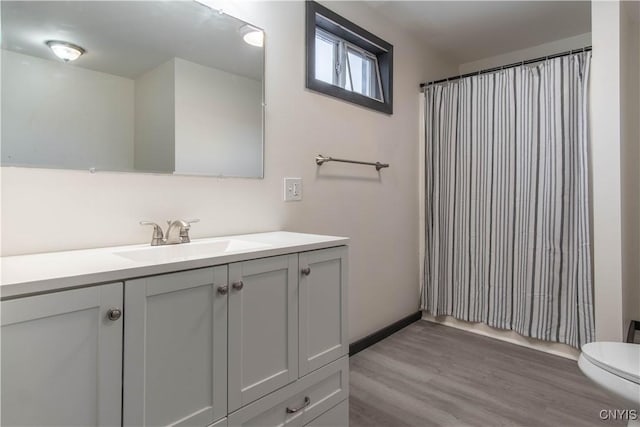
(299, 247, 348, 376)
(1, 283, 123, 427)
(228, 254, 299, 412)
(124, 266, 228, 427)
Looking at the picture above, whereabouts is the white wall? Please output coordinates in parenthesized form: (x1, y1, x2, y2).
(459, 33, 591, 74)
(0, 1, 455, 343)
(174, 58, 262, 177)
(591, 0, 633, 341)
(1, 50, 134, 171)
(134, 59, 175, 173)
(620, 1, 640, 331)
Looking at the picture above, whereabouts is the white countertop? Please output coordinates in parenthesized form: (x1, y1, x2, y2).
(1, 231, 349, 299)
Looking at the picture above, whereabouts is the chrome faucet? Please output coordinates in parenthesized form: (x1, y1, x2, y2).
(140, 219, 199, 246)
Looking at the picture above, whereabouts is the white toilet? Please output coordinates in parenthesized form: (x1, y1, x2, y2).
(578, 342, 640, 425)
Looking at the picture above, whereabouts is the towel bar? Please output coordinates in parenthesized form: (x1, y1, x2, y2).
(315, 154, 389, 171)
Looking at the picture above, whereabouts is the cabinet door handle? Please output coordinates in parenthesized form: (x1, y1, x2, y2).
(217, 285, 229, 295)
(232, 281, 244, 291)
(107, 308, 122, 321)
(286, 396, 310, 414)
(301, 267, 311, 276)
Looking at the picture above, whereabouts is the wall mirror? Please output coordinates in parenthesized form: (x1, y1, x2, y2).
(1, 1, 265, 178)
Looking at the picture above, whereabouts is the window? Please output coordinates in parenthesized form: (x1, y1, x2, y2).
(306, 1, 393, 114)
(314, 29, 383, 102)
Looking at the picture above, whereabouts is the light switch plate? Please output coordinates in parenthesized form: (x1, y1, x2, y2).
(284, 177, 302, 201)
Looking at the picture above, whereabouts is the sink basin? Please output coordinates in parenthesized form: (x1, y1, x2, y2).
(114, 239, 271, 263)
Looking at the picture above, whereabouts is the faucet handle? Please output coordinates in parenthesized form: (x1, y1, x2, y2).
(178, 219, 199, 244)
(140, 221, 164, 246)
(140, 221, 162, 233)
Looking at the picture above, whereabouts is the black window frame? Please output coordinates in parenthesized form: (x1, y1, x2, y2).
(305, 1, 393, 114)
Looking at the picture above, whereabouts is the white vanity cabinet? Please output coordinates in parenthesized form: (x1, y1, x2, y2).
(0, 283, 124, 427)
(0, 232, 349, 427)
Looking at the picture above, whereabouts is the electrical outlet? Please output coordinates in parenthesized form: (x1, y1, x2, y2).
(284, 177, 302, 201)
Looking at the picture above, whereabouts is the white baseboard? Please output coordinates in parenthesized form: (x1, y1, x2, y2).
(421, 313, 580, 360)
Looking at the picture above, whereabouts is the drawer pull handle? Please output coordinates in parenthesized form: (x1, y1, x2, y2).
(286, 396, 311, 414)
(217, 285, 229, 295)
(301, 267, 311, 276)
(232, 281, 244, 291)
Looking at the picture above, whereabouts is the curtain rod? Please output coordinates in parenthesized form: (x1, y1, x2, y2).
(419, 45, 592, 89)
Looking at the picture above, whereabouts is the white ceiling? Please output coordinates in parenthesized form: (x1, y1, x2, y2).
(2, 1, 591, 79)
(1, 1, 263, 80)
(365, 1, 591, 64)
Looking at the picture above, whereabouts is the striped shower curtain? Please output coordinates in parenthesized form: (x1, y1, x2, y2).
(422, 52, 594, 348)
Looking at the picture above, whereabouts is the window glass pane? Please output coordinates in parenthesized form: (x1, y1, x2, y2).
(345, 47, 382, 101)
(365, 56, 380, 100)
(315, 35, 335, 84)
(342, 46, 351, 91)
(345, 63, 353, 91)
(366, 57, 374, 95)
(347, 49, 365, 95)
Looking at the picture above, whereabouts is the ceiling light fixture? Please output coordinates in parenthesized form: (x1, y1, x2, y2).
(240, 25, 264, 48)
(46, 40, 85, 62)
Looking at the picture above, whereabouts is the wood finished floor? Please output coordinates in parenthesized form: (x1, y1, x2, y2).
(349, 321, 626, 427)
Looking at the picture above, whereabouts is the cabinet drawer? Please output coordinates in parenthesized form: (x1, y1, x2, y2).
(305, 400, 348, 427)
(209, 417, 228, 427)
(228, 356, 348, 427)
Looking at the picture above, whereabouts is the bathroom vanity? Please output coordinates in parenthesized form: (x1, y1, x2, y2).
(1, 232, 349, 427)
